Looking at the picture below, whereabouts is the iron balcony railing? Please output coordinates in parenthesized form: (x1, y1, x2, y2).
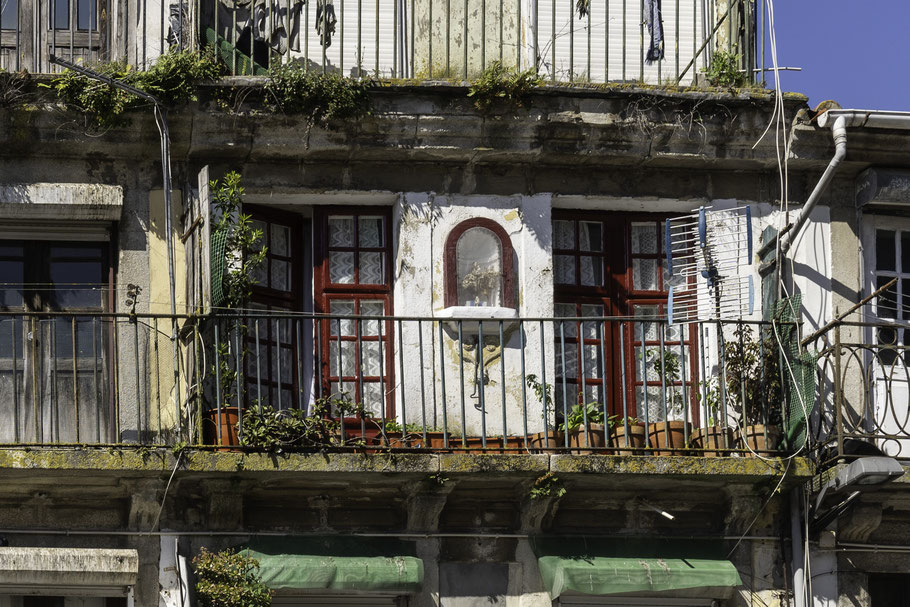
(0, 310, 793, 455)
(808, 320, 910, 465)
(2, 0, 761, 85)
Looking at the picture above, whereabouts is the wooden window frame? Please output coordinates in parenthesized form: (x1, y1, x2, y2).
(552, 211, 700, 422)
(313, 207, 395, 417)
(443, 217, 516, 308)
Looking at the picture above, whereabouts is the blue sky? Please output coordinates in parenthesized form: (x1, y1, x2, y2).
(764, 2, 910, 111)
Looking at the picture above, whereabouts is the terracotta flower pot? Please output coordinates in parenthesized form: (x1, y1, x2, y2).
(610, 422, 647, 454)
(567, 423, 610, 454)
(527, 430, 565, 453)
(461, 435, 524, 453)
(736, 424, 781, 456)
(647, 421, 690, 455)
(689, 426, 735, 457)
(202, 406, 240, 448)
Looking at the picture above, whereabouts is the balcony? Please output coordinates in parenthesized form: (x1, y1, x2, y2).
(0, 310, 804, 456)
(0, 0, 758, 85)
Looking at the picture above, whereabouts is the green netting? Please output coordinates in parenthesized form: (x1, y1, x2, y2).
(203, 28, 269, 76)
(773, 294, 817, 450)
(211, 226, 228, 309)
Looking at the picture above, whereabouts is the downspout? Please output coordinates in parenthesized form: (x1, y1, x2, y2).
(790, 489, 807, 607)
(776, 115, 847, 257)
(759, 109, 910, 260)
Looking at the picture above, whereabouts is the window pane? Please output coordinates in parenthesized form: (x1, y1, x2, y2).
(633, 258, 659, 291)
(581, 304, 604, 340)
(579, 222, 602, 252)
(329, 340, 355, 376)
(632, 223, 658, 254)
(579, 256, 603, 286)
(878, 275, 898, 319)
(271, 224, 289, 256)
(53, 0, 69, 29)
(877, 230, 896, 271)
(553, 220, 574, 250)
(554, 255, 575, 285)
(359, 252, 384, 284)
(329, 251, 355, 284)
(250, 220, 267, 253)
(1, 0, 17, 30)
(77, 0, 96, 30)
(0, 259, 23, 307)
(362, 340, 382, 375)
(270, 259, 290, 291)
(328, 217, 354, 247)
(329, 301, 355, 335)
(456, 227, 502, 306)
(359, 217, 384, 247)
(360, 300, 385, 316)
(50, 261, 103, 308)
(902, 232, 910, 274)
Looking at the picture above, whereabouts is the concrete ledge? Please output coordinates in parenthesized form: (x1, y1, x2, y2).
(0, 183, 123, 220)
(0, 547, 137, 592)
(551, 454, 815, 480)
(438, 453, 549, 474)
(0, 448, 814, 481)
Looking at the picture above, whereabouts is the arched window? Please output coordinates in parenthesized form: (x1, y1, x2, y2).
(444, 218, 515, 308)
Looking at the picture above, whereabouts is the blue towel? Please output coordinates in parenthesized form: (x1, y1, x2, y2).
(645, 0, 665, 64)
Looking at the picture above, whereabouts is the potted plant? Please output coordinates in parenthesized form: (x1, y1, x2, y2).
(563, 401, 608, 454)
(724, 324, 783, 456)
(610, 416, 646, 453)
(644, 348, 690, 455)
(524, 374, 564, 452)
(689, 376, 735, 457)
(193, 548, 272, 607)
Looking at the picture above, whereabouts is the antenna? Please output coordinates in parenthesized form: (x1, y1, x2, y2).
(665, 205, 754, 324)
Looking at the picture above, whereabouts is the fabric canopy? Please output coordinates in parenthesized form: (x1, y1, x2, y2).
(532, 537, 742, 600)
(240, 537, 424, 593)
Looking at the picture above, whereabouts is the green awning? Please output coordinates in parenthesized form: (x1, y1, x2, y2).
(533, 538, 742, 600)
(240, 537, 424, 593)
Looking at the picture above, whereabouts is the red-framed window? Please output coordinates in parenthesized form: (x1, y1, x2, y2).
(314, 207, 393, 417)
(552, 212, 698, 422)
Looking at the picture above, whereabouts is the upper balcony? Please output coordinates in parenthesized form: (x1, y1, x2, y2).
(1, 0, 759, 85)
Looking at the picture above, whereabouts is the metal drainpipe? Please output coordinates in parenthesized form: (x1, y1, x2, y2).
(791, 489, 807, 607)
(758, 109, 910, 260)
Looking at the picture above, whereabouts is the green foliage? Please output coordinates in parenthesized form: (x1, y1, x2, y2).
(468, 61, 542, 113)
(193, 548, 272, 607)
(265, 63, 372, 125)
(702, 50, 745, 88)
(140, 48, 222, 106)
(529, 472, 565, 500)
(239, 396, 364, 452)
(525, 374, 554, 417)
(723, 324, 783, 427)
(647, 348, 686, 417)
(51, 61, 139, 128)
(561, 401, 606, 433)
(49, 49, 222, 128)
(210, 171, 266, 309)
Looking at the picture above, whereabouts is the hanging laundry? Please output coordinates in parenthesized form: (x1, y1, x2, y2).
(166, 0, 189, 47)
(215, 0, 305, 56)
(315, 0, 337, 48)
(645, 0, 664, 64)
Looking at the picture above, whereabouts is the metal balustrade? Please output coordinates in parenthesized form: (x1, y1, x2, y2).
(0, 310, 798, 455)
(1, 0, 760, 84)
(808, 321, 910, 464)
